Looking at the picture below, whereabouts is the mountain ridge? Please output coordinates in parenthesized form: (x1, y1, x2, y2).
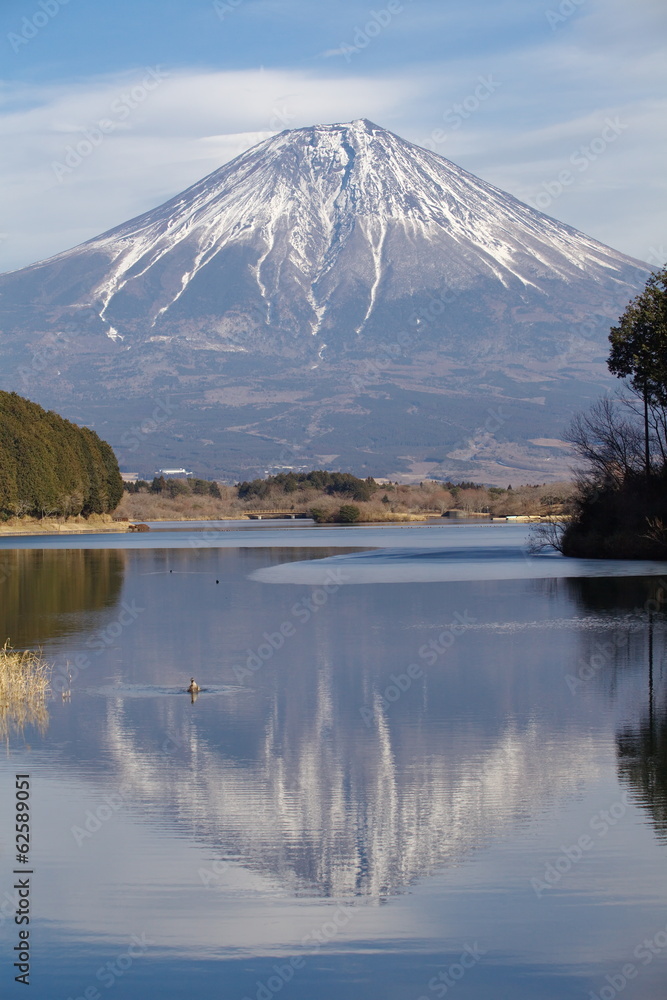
(0, 119, 651, 482)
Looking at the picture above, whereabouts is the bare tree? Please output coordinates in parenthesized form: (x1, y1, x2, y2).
(566, 396, 645, 487)
(528, 516, 570, 554)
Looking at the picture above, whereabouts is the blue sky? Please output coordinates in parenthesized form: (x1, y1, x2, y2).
(0, 0, 665, 271)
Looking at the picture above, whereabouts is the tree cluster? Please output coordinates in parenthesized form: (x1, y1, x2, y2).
(123, 476, 222, 499)
(608, 267, 667, 474)
(0, 391, 123, 519)
(237, 470, 378, 502)
(559, 267, 667, 557)
(310, 503, 362, 524)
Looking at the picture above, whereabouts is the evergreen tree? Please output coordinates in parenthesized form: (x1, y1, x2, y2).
(0, 391, 123, 519)
(150, 476, 167, 494)
(608, 267, 667, 476)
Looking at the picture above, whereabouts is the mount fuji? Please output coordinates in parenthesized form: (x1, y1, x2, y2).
(0, 119, 650, 482)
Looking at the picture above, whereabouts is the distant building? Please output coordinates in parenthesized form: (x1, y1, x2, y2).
(156, 468, 193, 477)
(120, 472, 139, 482)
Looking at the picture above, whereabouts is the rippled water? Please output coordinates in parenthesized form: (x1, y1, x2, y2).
(0, 523, 666, 999)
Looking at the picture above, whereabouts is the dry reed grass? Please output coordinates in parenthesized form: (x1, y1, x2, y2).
(0, 640, 52, 740)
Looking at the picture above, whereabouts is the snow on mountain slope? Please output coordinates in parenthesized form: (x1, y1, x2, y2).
(0, 119, 652, 482)
(0, 119, 648, 360)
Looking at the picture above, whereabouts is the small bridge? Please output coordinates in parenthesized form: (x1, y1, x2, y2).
(245, 510, 310, 520)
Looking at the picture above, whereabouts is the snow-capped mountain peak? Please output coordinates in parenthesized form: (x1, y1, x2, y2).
(0, 120, 651, 483)
(9, 119, 645, 352)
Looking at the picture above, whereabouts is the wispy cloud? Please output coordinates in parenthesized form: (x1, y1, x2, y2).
(0, 67, 423, 270)
(0, 0, 664, 272)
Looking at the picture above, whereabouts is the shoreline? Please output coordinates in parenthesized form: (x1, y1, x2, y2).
(0, 512, 555, 537)
(0, 514, 434, 536)
(0, 522, 131, 537)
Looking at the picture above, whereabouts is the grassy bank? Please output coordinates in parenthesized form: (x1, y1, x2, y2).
(0, 642, 51, 739)
(0, 513, 129, 536)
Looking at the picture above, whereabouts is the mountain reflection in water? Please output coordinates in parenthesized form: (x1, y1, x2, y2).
(97, 677, 601, 900)
(2, 532, 667, 1000)
(34, 547, 640, 901)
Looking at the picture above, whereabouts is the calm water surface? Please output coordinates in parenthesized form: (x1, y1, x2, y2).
(1, 523, 666, 999)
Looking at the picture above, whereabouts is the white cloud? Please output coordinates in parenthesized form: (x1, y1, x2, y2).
(0, 67, 424, 270)
(393, 15, 667, 264)
(0, 0, 665, 275)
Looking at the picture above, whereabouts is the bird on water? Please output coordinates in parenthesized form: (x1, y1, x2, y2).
(187, 678, 200, 694)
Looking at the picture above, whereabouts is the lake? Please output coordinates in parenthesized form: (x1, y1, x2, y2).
(1, 522, 666, 1000)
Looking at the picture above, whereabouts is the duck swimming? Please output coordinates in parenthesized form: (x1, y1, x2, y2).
(187, 678, 200, 694)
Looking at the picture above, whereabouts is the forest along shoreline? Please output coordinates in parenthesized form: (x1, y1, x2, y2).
(0, 474, 574, 536)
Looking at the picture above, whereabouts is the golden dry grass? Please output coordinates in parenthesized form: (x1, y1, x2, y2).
(0, 513, 127, 535)
(0, 641, 51, 740)
(114, 480, 577, 524)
